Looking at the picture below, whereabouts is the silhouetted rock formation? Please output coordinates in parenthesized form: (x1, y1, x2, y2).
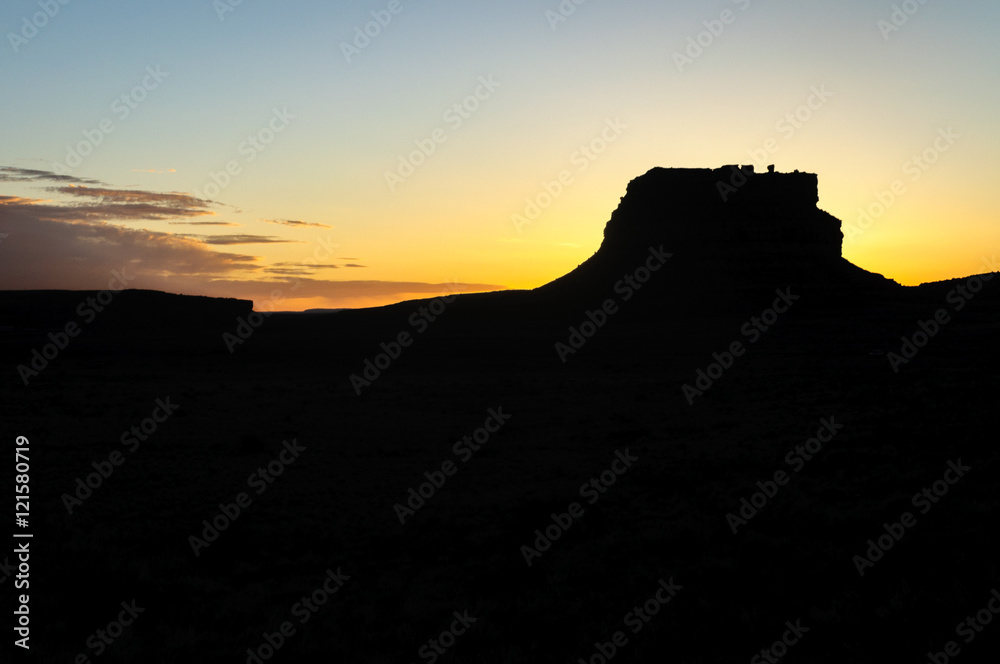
(603, 166, 836, 257)
(539, 166, 896, 308)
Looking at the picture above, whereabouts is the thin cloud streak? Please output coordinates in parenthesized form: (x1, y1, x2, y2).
(181, 234, 302, 245)
(0, 166, 103, 185)
(168, 221, 240, 227)
(263, 218, 332, 229)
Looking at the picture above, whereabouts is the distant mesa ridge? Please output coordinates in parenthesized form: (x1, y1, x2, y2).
(0, 289, 252, 331)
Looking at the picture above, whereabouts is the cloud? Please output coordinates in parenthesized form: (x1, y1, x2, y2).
(131, 168, 177, 174)
(181, 234, 302, 245)
(0, 196, 38, 205)
(0, 186, 505, 311)
(53, 186, 202, 206)
(0, 166, 103, 185)
(168, 221, 240, 227)
(262, 218, 332, 229)
(271, 261, 345, 269)
(2, 186, 218, 224)
(0, 198, 256, 290)
(261, 260, 365, 276)
(264, 259, 365, 276)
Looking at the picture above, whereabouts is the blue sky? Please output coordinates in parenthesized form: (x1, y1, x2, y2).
(2, 0, 998, 308)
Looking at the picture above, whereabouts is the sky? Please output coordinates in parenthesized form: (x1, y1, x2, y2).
(1, 0, 997, 310)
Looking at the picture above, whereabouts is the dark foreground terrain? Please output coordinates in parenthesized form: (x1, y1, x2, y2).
(2, 168, 999, 663)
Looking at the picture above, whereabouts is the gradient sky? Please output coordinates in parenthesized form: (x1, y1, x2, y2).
(1, 0, 997, 310)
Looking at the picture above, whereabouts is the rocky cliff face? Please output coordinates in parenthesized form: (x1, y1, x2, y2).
(539, 166, 894, 304)
(601, 166, 840, 260)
